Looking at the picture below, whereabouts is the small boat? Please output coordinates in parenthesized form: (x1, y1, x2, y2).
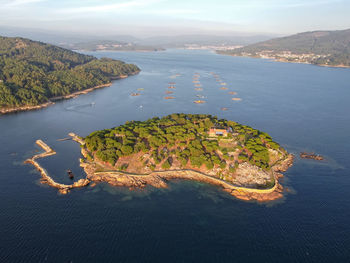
(228, 91, 237, 95)
(164, 96, 175, 100)
(131, 93, 141, 96)
(193, 100, 206, 104)
(232, 97, 242, 101)
(67, 169, 74, 179)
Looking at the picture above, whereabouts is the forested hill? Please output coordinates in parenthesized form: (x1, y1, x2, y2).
(220, 29, 350, 67)
(0, 36, 140, 109)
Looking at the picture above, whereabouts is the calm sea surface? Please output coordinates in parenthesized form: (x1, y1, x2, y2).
(1, 49, 350, 262)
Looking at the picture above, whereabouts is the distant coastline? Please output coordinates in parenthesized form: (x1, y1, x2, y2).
(76, 49, 165, 53)
(217, 51, 350, 69)
(217, 29, 350, 69)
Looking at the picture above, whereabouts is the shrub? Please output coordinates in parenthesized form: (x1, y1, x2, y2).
(161, 159, 171, 169)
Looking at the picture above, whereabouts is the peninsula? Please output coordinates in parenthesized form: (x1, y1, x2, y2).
(0, 36, 140, 114)
(77, 114, 293, 202)
(218, 29, 350, 68)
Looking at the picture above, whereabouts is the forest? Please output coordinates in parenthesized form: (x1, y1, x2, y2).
(84, 114, 286, 183)
(0, 36, 140, 108)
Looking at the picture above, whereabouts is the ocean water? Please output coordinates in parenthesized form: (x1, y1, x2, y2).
(0, 49, 350, 262)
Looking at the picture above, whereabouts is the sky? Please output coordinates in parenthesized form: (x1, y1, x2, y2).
(0, 0, 349, 37)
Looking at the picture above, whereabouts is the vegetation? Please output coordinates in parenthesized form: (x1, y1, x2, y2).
(0, 36, 140, 108)
(84, 114, 287, 183)
(220, 29, 350, 66)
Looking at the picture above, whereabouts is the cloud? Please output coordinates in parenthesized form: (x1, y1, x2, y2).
(2, 0, 45, 7)
(58, 0, 162, 14)
(141, 9, 200, 15)
(280, 0, 344, 8)
(224, 0, 344, 10)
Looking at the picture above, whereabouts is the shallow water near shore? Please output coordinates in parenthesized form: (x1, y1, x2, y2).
(1, 49, 350, 262)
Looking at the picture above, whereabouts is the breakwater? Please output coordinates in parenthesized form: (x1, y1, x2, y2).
(25, 140, 89, 194)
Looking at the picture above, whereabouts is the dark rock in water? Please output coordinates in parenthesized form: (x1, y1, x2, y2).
(67, 169, 74, 179)
(300, 152, 324, 161)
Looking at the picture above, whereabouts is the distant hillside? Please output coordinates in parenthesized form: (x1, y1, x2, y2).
(61, 40, 165, 52)
(141, 34, 274, 48)
(0, 36, 139, 111)
(219, 29, 350, 67)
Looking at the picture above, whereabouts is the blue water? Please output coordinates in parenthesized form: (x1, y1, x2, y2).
(1, 49, 350, 262)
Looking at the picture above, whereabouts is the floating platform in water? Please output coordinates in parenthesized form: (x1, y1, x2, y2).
(193, 100, 206, 104)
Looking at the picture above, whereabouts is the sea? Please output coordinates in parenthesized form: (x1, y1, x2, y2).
(1, 49, 350, 262)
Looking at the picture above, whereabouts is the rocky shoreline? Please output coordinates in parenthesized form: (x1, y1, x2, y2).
(0, 102, 55, 115)
(79, 139, 294, 202)
(26, 134, 294, 202)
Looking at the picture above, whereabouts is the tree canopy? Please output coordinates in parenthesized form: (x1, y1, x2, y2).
(84, 114, 287, 184)
(0, 36, 140, 108)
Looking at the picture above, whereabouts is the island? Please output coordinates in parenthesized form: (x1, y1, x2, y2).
(0, 36, 140, 114)
(26, 114, 293, 202)
(218, 28, 350, 68)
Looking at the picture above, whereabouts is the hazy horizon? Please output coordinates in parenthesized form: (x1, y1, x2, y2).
(0, 0, 349, 38)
